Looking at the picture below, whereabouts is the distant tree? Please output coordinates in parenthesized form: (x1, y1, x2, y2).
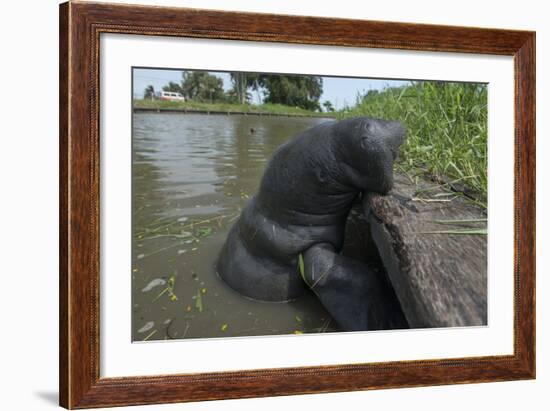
(180, 72, 202, 99)
(180, 71, 224, 102)
(200, 74, 225, 103)
(260, 75, 323, 111)
(322, 100, 334, 112)
(229, 73, 261, 104)
(162, 81, 183, 94)
(143, 85, 155, 100)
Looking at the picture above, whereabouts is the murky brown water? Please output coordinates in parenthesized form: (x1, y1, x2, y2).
(132, 113, 340, 341)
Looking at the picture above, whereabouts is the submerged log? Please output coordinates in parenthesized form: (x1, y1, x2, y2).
(363, 173, 487, 328)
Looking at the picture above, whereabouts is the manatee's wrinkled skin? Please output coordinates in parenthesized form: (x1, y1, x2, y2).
(216, 116, 406, 330)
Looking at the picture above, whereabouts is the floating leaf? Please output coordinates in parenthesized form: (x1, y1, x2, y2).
(196, 227, 213, 237)
(142, 329, 157, 341)
(153, 274, 178, 302)
(201, 288, 207, 294)
(141, 278, 166, 292)
(137, 321, 154, 333)
(152, 287, 169, 302)
(295, 316, 302, 323)
(293, 330, 303, 335)
(221, 324, 228, 332)
(195, 290, 203, 312)
(297, 253, 308, 286)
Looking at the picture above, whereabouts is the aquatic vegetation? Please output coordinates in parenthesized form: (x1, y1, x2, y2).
(152, 274, 178, 302)
(196, 227, 213, 237)
(141, 278, 166, 292)
(142, 329, 157, 341)
(132, 114, 340, 340)
(137, 321, 155, 333)
(297, 253, 307, 285)
(195, 289, 203, 312)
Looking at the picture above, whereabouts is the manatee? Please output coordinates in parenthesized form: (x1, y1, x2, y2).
(216, 116, 406, 331)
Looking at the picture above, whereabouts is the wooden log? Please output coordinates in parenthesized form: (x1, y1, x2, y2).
(363, 173, 487, 328)
(342, 205, 409, 331)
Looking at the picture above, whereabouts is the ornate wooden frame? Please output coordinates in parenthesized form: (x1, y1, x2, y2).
(59, 1, 536, 408)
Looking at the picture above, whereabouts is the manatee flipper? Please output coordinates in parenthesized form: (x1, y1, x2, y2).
(303, 243, 408, 331)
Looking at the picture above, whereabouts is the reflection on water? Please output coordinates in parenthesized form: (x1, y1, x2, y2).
(132, 113, 337, 341)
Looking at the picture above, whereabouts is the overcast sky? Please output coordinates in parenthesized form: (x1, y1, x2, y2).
(133, 68, 410, 110)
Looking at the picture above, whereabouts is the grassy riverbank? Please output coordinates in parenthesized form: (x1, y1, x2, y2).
(134, 99, 335, 118)
(338, 82, 488, 205)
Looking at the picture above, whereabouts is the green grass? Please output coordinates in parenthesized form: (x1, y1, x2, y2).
(134, 99, 334, 118)
(337, 82, 488, 204)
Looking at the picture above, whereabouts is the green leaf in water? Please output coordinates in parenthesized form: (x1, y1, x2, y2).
(221, 324, 228, 332)
(142, 329, 157, 341)
(195, 289, 203, 312)
(298, 253, 307, 285)
(153, 274, 178, 302)
(152, 287, 169, 302)
(196, 227, 213, 237)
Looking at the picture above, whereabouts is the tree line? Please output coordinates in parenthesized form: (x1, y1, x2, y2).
(143, 71, 334, 112)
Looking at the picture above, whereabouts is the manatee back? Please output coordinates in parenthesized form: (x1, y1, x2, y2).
(255, 121, 348, 215)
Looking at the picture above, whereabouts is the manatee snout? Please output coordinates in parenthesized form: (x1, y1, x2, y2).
(343, 116, 406, 154)
(373, 118, 406, 155)
(337, 116, 406, 193)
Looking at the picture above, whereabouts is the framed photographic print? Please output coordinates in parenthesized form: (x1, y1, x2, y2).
(59, 1, 535, 408)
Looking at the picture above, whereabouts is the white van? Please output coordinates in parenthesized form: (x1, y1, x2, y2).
(159, 91, 185, 101)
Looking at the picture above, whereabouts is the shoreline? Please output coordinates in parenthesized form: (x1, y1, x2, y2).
(133, 106, 334, 119)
